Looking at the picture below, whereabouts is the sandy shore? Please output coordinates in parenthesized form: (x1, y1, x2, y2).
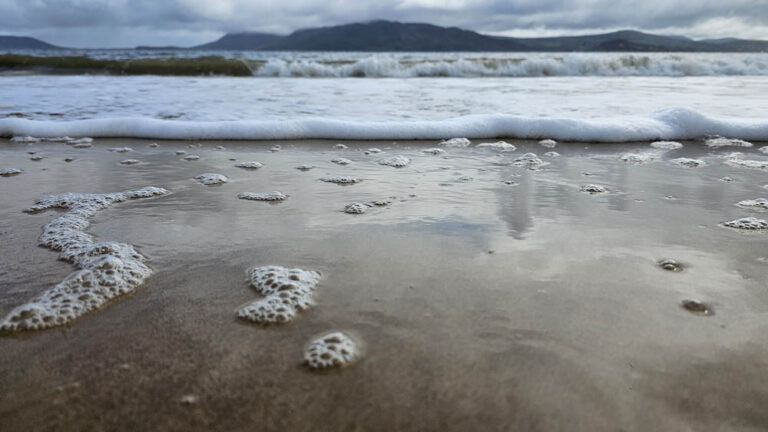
(2, 138, 768, 431)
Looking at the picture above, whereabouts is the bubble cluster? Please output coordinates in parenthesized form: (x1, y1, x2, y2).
(235, 161, 263, 169)
(722, 217, 768, 230)
(1, 168, 22, 176)
(440, 137, 471, 148)
(321, 176, 361, 184)
(705, 137, 752, 148)
(476, 141, 516, 152)
(194, 173, 228, 185)
(580, 184, 607, 194)
(423, 148, 445, 155)
(0, 187, 168, 332)
(650, 141, 683, 149)
(736, 198, 768, 210)
(236, 266, 321, 324)
(513, 153, 546, 170)
(379, 155, 411, 167)
(304, 332, 358, 370)
(343, 202, 367, 214)
(670, 158, 705, 168)
(538, 139, 557, 148)
(332, 158, 352, 165)
(237, 191, 287, 201)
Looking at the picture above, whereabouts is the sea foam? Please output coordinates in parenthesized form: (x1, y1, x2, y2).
(236, 266, 321, 324)
(0, 186, 168, 332)
(2, 108, 768, 142)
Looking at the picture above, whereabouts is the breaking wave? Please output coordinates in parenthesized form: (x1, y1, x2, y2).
(2, 107, 767, 142)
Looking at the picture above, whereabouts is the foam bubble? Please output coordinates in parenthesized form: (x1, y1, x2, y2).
(236, 266, 321, 325)
(705, 137, 753, 148)
(722, 216, 768, 230)
(108, 147, 133, 153)
(343, 202, 367, 214)
(379, 155, 410, 167)
(296, 164, 314, 171)
(194, 173, 228, 185)
(270, 145, 281, 152)
(182, 155, 200, 161)
(334, 143, 348, 149)
(658, 259, 683, 272)
(538, 139, 557, 148)
(736, 198, 768, 210)
(331, 157, 352, 165)
(0, 168, 22, 176)
(235, 161, 263, 169)
(681, 299, 713, 316)
(320, 176, 361, 184)
(237, 191, 287, 201)
(440, 137, 471, 148)
(650, 140, 683, 149)
(30, 155, 43, 161)
(476, 141, 516, 152)
(175, 150, 186, 155)
(304, 332, 358, 370)
(148, 142, 159, 148)
(0, 186, 168, 332)
(423, 148, 445, 155)
(366, 148, 382, 154)
(73, 142, 92, 148)
(619, 152, 659, 164)
(120, 159, 140, 165)
(68, 137, 93, 145)
(580, 184, 607, 194)
(670, 157, 705, 168)
(544, 151, 560, 157)
(513, 153, 546, 170)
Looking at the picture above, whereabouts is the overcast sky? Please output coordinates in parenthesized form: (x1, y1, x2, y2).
(2, 0, 767, 48)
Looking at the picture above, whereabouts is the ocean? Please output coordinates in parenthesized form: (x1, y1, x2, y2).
(1, 50, 768, 141)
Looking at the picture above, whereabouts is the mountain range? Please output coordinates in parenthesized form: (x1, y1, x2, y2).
(2, 20, 768, 52)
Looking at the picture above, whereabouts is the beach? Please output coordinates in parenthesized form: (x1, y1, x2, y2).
(3, 138, 768, 431)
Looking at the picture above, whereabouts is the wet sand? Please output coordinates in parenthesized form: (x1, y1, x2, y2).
(2, 138, 768, 431)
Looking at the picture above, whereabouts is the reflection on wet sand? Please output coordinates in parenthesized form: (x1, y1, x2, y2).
(2, 138, 768, 431)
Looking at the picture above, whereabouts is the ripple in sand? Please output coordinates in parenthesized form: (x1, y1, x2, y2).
(476, 141, 516, 152)
(343, 202, 367, 214)
(423, 148, 445, 155)
(580, 184, 607, 194)
(236, 266, 321, 324)
(321, 176, 361, 184)
(440, 137, 471, 148)
(237, 191, 287, 201)
(235, 161, 263, 169)
(304, 332, 358, 370)
(736, 198, 768, 211)
(194, 173, 228, 185)
(722, 217, 768, 230)
(681, 299, 713, 316)
(0, 187, 168, 332)
(182, 155, 200, 161)
(120, 159, 140, 165)
(108, 147, 133, 153)
(379, 155, 410, 167)
(650, 141, 683, 150)
(670, 158, 705, 168)
(332, 157, 352, 165)
(658, 259, 683, 272)
(705, 137, 752, 148)
(0, 168, 22, 177)
(538, 139, 557, 148)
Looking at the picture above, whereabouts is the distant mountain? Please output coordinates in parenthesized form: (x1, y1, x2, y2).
(193, 32, 283, 50)
(0, 36, 62, 50)
(194, 21, 768, 52)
